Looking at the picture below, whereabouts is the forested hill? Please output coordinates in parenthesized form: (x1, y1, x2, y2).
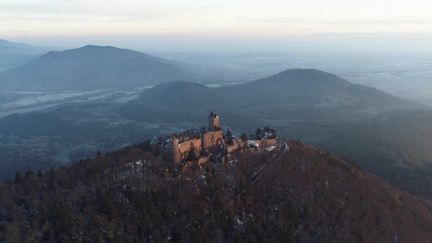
(1, 139, 431, 242)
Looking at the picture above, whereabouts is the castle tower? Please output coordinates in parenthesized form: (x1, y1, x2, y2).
(208, 112, 220, 131)
(166, 136, 181, 164)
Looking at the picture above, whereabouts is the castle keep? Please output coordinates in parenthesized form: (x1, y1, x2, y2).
(153, 112, 278, 165)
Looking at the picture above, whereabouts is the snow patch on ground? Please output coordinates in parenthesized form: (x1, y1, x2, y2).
(247, 140, 260, 148)
(264, 145, 277, 152)
(126, 159, 144, 168)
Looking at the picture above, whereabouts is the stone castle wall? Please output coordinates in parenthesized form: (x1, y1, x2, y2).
(164, 144, 181, 164)
(160, 130, 225, 164)
(227, 139, 241, 153)
(177, 138, 202, 155)
(201, 131, 224, 149)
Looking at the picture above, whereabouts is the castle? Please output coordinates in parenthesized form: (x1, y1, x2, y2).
(153, 112, 278, 165)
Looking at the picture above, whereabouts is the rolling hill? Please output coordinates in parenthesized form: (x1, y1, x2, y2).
(135, 69, 425, 123)
(0, 45, 193, 91)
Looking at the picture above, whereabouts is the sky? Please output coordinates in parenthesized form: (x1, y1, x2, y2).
(1, 0, 432, 52)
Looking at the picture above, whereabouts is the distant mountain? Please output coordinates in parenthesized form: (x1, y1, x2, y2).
(0, 39, 44, 54)
(0, 39, 46, 71)
(0, 45, 193, 91)
(227, 69, 416, 109)
(137, 69, 424, 122)
(1, 139, 431, 242)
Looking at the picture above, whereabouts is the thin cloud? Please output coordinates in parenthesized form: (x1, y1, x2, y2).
(1, 0, 432, 36)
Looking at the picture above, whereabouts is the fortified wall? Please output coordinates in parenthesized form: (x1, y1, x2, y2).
(153, 112, 278, 165)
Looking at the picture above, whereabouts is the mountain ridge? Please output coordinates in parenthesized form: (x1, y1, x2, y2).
(0, 45, 192, 91)
(137, 69, 426, 114)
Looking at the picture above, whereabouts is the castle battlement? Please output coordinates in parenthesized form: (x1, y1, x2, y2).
(154, 112, 278, 165)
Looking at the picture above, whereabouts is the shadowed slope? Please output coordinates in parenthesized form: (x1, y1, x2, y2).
(0, 139, 431, 242)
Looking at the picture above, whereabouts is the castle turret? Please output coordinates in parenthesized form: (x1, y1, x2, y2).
(166, 136, 181, 164)
(208, 112, 220, 131)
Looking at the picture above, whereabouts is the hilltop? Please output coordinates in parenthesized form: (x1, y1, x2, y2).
(0, 45, 192, 91)
(136, 69, 423, 113)
(1, 138, 431, 242)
